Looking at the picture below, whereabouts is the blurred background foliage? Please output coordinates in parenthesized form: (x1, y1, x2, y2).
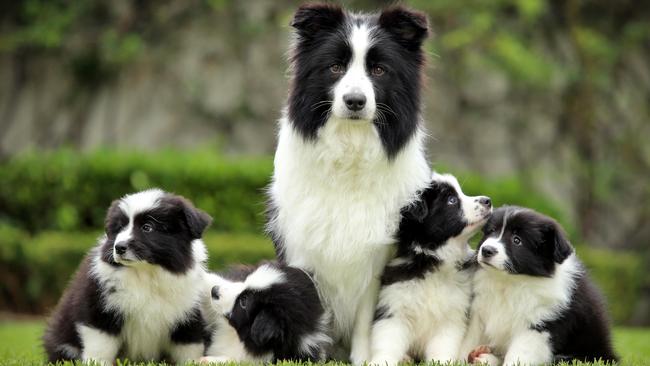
(0, 0, 648, 325)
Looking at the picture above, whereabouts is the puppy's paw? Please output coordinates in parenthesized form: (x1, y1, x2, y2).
(474, 353, 499, 366)
(199, 356, 232, 364)
(468, 345, 491, 363)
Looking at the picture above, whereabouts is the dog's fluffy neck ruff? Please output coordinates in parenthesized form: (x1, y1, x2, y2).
(270, 115, 430, 341)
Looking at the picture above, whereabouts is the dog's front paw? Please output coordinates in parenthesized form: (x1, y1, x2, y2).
(198, 356, 232, 364)
(468, 345, 492, 363)
(474, 353, 499, 366)
(350, 348, 370, 366)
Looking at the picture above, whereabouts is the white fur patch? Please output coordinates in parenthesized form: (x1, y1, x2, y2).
(77, 324, 121, 365)
(245, 264, 286, 290)
(477, 238, 510, 271)
(460, 254, 581, 363)
(89, 238, 207, 362)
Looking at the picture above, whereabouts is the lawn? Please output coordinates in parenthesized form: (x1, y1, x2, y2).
(0, 320, 648, 365)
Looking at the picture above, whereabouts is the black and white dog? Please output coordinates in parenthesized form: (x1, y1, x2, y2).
(201, 262, 331, 363)
(461, 206, 618, 365)
(43, 189, 212, 364)
(267, 4, 431, 362)
(370, 173, 492, 365)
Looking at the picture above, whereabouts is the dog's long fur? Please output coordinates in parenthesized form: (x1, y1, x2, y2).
(267, 4, 431, 362)
(202, 262, 331, 363)
(370, 174, 491, 365)
(460, 206, 618, 365)
(43, 189, 212, 365)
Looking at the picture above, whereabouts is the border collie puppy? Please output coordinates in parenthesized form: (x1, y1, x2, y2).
(43, 189, 212, 364)
(370, 173, 492, 366)
(461, 206, 618, 365)
(201, 262, 331, 363)
(267, 4, 431, 362)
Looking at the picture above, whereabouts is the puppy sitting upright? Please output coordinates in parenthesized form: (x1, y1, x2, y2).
(370, 173, 492, 366)
(202, 262, 331, 363)
(43, 189, 212, 364)
(461, 206, 617, 365)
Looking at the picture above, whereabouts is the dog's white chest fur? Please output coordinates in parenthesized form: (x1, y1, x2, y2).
(270, 117, 430, 341)
(91, 254, 206, 360)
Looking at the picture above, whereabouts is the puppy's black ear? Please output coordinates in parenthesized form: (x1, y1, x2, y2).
(543, 221, 573, 264)
(250, 309, 284, 348)
(179, 197, 212, 239)
(379, 6, 429, 49)
(291, 3, 344, 37)
(104, 199, 123, 234)
(404, 199, 428, 223)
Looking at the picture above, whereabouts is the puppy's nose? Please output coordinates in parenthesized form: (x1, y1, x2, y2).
(478, 196, 491, 208)
(481, 245, 497, 258)
(114, 242, 128, 255)
(343, 93, 366, 111)
(211, 286, 220, 300)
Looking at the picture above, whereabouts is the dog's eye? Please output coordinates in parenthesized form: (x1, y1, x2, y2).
(238, 295, 248, 309)
(447, 196, 458, 205)
(141, 222, 154, 233)
(329, 63, 345, 74)
(512, 235, 522, 246)
(371, 65, 385, 76)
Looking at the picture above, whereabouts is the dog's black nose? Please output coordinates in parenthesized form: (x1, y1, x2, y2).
(481, 245, 497, 258)
(343, 93, 366, 111)
(478, 196, 492, 208)
(211, 286, 220, 300)
(114, 242, 128, 255)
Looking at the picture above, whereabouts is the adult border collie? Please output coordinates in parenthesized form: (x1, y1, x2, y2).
(201, 262, 331, 363)
(461, 206, 618, 365)
(43, 189, 211, 364)
(267, 4, 431, 362)
(371, 173, 491, 365)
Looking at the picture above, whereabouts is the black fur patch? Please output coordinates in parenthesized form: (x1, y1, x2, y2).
(287, 4, 429, 158)
(373, 305, 392, 322)
(381, 180, 469, 285)
(225, 264, 326, 361)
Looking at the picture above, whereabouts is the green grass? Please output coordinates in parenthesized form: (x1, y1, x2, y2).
(0, 320, 648, 365)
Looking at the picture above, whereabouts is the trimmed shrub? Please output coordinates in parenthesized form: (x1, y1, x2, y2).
(0, 149, 273, 233)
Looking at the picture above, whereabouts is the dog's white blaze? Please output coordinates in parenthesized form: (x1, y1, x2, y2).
(89, 238, 208, 362)
(270, 114, 430, 358)
(77, 324, 121, 366)
(117, 188, 164, 217)
(245, 264, 286, 290)
(460, 254, 581, 364)
(332, 25, 376, 120)
(478, 238, 509, 271)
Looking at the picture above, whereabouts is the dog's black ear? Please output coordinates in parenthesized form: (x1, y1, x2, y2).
(379, 6, 429, 49)
(543, 221, 573, 264)
(105, 199, 124, 234)
(179, 197, 212, 239)
(250, 309, 284, 348)
(291, 3, 344, 36)
(404, 198, 429, 223)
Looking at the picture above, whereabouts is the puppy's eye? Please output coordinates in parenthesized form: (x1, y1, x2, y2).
(238, 295, 248, 309)
(512, 235, 522, 246)
(330, 63, 345, 74)
(371, 65, 385, 76)
(141, 222, 154, 233)
(447, 196, 458, 205)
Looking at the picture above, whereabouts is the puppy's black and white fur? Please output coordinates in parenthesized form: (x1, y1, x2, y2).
(267, 4, 431, 362)
(370, 173, 492, 365)
(43, 189, 212, 364)
(202, 262, 331, 363)
(460, 206, 618, 365)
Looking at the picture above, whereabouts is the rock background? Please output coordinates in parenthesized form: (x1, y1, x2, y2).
(1, 1, 649, 320)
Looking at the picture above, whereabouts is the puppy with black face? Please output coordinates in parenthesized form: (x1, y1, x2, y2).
(201, 263, 331, 363)
(460, 206, 618, 366)
(369, 173, 492, 366)
(43, 189, 212, 365)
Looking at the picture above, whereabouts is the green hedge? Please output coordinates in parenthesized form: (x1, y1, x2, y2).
(0, 225, 642, 324)
(0, 149, 273, 233)
(0, 224, 275, 314)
